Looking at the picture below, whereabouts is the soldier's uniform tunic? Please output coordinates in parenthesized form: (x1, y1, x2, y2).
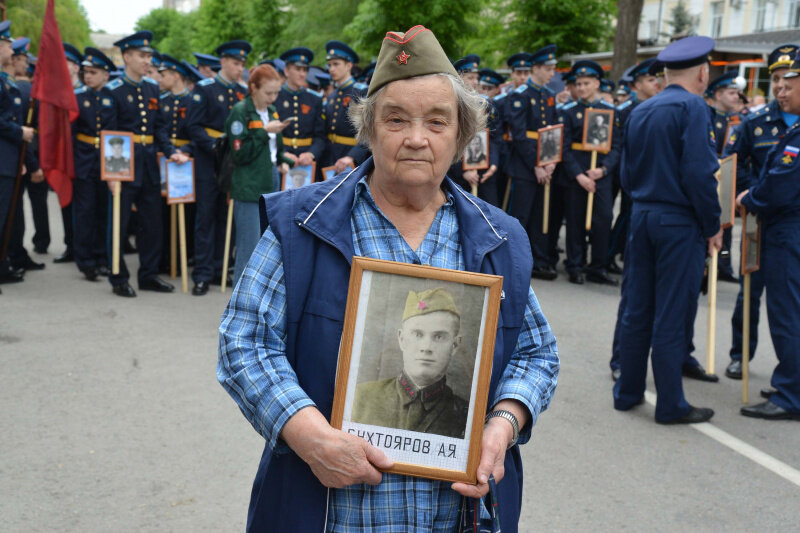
(321, 78, 370, 167)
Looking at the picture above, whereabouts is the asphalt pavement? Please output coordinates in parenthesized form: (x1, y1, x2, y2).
(1, 195, 798, 532)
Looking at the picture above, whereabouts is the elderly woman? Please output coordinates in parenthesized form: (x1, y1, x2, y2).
(218, 26, 559, 532)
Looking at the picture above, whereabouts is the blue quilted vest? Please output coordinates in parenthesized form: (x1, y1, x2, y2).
(248, 158, 533, 532)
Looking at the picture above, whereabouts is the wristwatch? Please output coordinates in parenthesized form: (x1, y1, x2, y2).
(485, 410, 520, 449)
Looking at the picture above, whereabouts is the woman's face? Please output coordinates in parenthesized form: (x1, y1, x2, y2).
(252, 79, 282, 109)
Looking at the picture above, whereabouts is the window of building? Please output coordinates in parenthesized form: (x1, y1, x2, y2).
(754, 0, 767, 31)
(790, 0, 800, 28)
(710, 1, 724, 37)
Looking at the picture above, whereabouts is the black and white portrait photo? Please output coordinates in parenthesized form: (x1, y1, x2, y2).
(462, 129, 489, 171)
(101, 131, 134, 181)
(582, 108, 614, 152)
(537, 124, 564, 166)
(718, 154, 737, 229)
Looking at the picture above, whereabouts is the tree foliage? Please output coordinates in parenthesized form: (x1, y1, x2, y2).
(669, 0, 694, 36)
(278, 0, 361, 62)
(134, 8, 196, 61)
(5, 0, 91, 53)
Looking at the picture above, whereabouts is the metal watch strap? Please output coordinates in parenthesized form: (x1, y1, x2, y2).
(485, 409, 520, 449)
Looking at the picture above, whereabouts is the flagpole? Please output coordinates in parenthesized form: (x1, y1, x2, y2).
(0, 100, 35, 262)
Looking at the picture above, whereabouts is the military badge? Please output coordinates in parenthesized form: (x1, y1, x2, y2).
(577, 112, 582, 119)
(728, 133, 736, 145)
(716, 121, 723, 130)
(530, 98, 536, 106)
(772, 127, 779, 136)
(13, 97, 20, 105)
(283, 100, 289, 108)
(782, 145, 799, 164)
(754, 127, 763, 136)
(127, 94, 134, 103)
(237, 93, 244, 101)
(301, 104, 310, 114)
(148, 97, 159, 110)
(164, 105, 170, 113)
(343, 96, 351, 106)
(102, 98, 112, 107)
(396, 50, 410, 65)
(513, 100, 521, 108)
(83, 100, 91, 108)
(218, 94, 224, 102)
(193, 93, 201, 102)
(547, 97, 555, 107)
(233, 139, 242, 151)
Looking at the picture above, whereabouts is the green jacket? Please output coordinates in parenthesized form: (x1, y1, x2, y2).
(225, 96, 294, 202)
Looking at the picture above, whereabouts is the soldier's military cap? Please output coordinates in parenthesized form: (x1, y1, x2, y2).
(63, 42, 83, 64)
(280, 47, 314, 67)
(315, 70, 331, 88)
(0, 20, 11, 42)
(783, 50, 800, 78)
(707, 71, 739, 94)
(454, 54, 480, 73)
(151, 50, 162, 68)
(657, 35, 713, 69)
(507, 52, 533, 71)
(159, 53, 189, 77)
(27, 54, 36, 76)
(600, 78, 615, 93)
(367, 25, 457, 97)
(193, 52, 220, 68)
(531, 44, 557, 65)
(215, 40, 251, 61)
(113, 31, 154, 53)
(630, 58, 658, 79)
(616, 80, 631, 96)
(108, 136, 124, 146)
(402, 288, 460, 321)
(572, 60, 603, 79)
(259, 58, 285, 75)
(326, 40, 359, 64)
(182, 61, 203, 83)
(768, 44, 799, 73)
(478, 68, 505, 87)
(360, 61, 377, 84)
(563, 66, 577, 84)
(11, 37, 29, 56)
(81, 47, 116, 72)
(648, 60, 664, 77)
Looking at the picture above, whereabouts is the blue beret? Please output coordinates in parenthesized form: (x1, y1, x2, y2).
(280, 47, 314, 66)
(81, 47, 116, 72)
(769, 44, 799, 73)
(454, 54, 480, 73)
(113, 31, 154, 53)
(507, 52, 533, 70)
(478, 68, 505, 87)
(531, 44, 557, 65)
(0, 20, 11, 42)
(572, 60, 603, 79)
(63, 42, 83, 64)
(657, 36, 714, 69)
(11, 37, 29, 56)
(325, 40, 359, 64)
(214, 40, 251, 61)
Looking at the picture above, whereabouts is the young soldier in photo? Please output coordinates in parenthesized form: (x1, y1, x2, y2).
(186, 40, 250, 296)
(560, 60, 620, 286)
(105, 31, 187, 297)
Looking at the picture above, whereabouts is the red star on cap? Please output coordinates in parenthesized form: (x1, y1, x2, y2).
(397, 50, 410, 65)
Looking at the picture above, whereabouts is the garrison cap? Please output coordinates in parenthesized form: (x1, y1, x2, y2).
(572, 60, 603, 79)
(531, 44, 557, 65)
(159, 53, 189, 77)
(181, 60, 203, 83)
(0, 20, 11, 42)
(507, 52, 533, 71)
(326, 40, 359, 63)
(630, 58, 658, 79)
(193, 52, 220, 68)
(600, 78, 615, 93)
(769, 44, 799, 73)
(280, 47, 314, 67)
(113, 31, 154, 53)
(454, 54, 480, 73)
(479, 68, 505, 87)
(657, 35, 713, 69)
(81, 47, 116, 72)
(63, 42, 83, 64)
(402, 288, 460, 322)
(367, 25, 457, 97)
(11, 37, 29, 56)
(215, 40, 251, 61)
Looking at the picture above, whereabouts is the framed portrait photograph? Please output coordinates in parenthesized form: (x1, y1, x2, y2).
(581, 108, 614, 153)
(330, 257, 503, 484)
(166, 158, 196, 205)
(282, 162, 316, 190)
(740, 207, 761, 274)
(723, 122, 738, 151)
(537, 124, 564, 167)
(462, 129, 490, 171)
(717, 154, 737, 229)
(100, 130, 134, 182)
(158, 152, 167, 197)
(322, 164, 353, 181)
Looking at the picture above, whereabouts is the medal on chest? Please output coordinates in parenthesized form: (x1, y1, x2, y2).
(754, 126, 763, 136)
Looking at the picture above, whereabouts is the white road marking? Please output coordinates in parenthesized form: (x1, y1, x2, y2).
(643, 391, 800, 488)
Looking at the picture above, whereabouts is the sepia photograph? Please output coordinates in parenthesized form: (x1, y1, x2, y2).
(282, 163, 316, 190)
(166, 159, 196, 205)
(740, 207, 761, 275)
(461, 129, 489, 171)
(100, 130, 134, 181)
(581, 108, 614, 153)
(718, 154, 737, 229)
(537, 124, 564, 166)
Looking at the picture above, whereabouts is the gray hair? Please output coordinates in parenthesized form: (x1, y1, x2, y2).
(348, 73, 488, 165)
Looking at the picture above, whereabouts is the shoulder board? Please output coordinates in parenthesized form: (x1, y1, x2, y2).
(74, 86, 88, 95)
(751, 106, 770, 118)
(562, 101, 578, 110)
(198, 78, 215, 87)
(514, 84, 527, 94)
(143, 76, 158, 86)
(542, 86, 555, 95)
(160, 92, 171, 100)
(354, 82, 368, 91)
(238, 82, 247, 90)
(306, 88, 323, 98)
(617, 100, 632, 111)
(599, 100, 615, 109)
(493, 92, 507, 102)
(106, 78, 124, 91)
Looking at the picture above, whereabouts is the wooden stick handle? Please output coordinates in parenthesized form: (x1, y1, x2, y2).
(502, 178, 512, 212)
(585, 151, 597, 231)
(706, 248, 718, 375)
(112, 181, 121, 275)
(178, 203, 188, 294)
(742, 272, 751, 404)
(221, 198, 234, 293)
(471, 183, 478, 197)
(542, 183, 551, 234)
(170, 204, 177, 280)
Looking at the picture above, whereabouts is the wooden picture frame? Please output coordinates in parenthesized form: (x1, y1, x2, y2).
(717, 154, 737, 229)
(166, 158, 196, 205)
(282, 162, 316, 190)
(330, 257, 503, 484)
(322, 164, 353, 181)
(581, 108, 614, 153)
(740, 207, 761, 274)
(100, 130, 135, 182)
(462, 129, 490, 171)
(158, 152, 167, 197)
(537, 124, 564, 167)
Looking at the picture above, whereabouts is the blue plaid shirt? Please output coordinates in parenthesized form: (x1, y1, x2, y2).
(218, 177, 559, 532)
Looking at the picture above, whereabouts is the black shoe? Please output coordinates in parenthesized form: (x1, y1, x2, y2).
(192, 280, 210, 296)
(586, 271, 619, 286)
(741, 400, 800, 420)
(607, 261, 623, 275)
(718, 271, 738, 283)
(14, 256, 45, 271)
(532, 265, 558, 281)
(97, 265, 110, 277)
(568, 272, 584, 285)
(682, 364, 719, 382)
(53, 249, 74, 263)
(33, 245, 48, 254)
(611, 368, 621, 382)
(761, 387, 777, 399)
(112, 283, 137, 297)
(139, 277, 175, 293)
(725, 359, 743, 380)
(0, 263, 24, 284)
(657, 406, 714, 425)
(80, 267, 100, 281)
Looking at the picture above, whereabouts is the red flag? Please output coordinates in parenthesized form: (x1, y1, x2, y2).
(31, 0, 79, 208)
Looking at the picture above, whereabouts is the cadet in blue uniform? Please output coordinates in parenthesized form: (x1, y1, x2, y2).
(186, 40, 249, 296)
(105, 31, 185, 297)
(193, 53, 220, 80)
(560, 60, 621, 285)
(479, 68, 508, 206)
(322, 40, 369, 172)
(723, 44, 799, 382)
(599, 78, 615, 104)
(737, 50, 800, 421)
(71, 47, 116, 281)
(507, 46, 561, 280)
(275, 47, 325, 174)
(613, 37, 721, 424)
